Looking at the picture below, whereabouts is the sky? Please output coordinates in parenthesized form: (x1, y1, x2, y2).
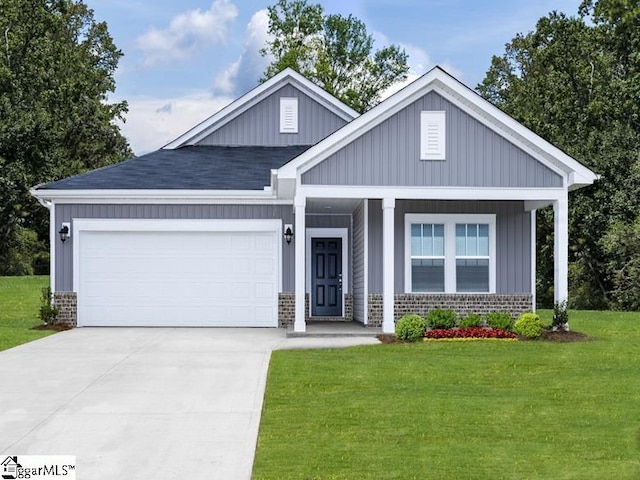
(89, 0, 582, 155)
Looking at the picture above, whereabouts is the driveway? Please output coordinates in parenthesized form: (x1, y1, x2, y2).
(0, 328, 378, 479)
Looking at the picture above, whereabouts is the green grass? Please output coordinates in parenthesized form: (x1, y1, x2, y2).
(253, 310, 640, 479)
(0, 276, 55, 351)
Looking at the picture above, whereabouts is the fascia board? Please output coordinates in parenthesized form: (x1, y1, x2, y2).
(29, 188, 290, 204)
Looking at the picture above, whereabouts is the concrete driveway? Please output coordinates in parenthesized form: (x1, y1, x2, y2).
(0, 328, 378, 479)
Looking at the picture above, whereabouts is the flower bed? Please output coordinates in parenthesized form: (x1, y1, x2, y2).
(424, 327, 517, 340)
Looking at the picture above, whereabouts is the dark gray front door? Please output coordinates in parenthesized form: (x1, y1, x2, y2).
(311, 238, 342, 316)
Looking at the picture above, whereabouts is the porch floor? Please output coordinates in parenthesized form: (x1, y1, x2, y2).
(286, 321, 382, 338)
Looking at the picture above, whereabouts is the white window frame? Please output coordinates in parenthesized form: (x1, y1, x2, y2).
(405, 214, 496, 293)
(420, 111, 446, 160)
(280, 97, 299, 133)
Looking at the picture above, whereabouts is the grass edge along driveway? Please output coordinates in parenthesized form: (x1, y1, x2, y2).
(253, 310, 640, 480)
(0, 276, 53, 351)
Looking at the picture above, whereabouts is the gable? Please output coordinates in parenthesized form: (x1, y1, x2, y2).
(196, 84, 348, 147)
(301, 91, 563, 188)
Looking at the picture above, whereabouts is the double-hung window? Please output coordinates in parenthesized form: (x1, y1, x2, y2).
(406, 214, 496, 293)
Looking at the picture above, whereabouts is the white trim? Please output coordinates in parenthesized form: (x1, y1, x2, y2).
(72, 218, 282, 327)
(164, 68, 358, 149)
(298, 185, 567, 201)
(363, 199, 369, 325)
(30, 188, 286, 204)
(382, 198, 395, 334)
(50, 202, 56, 294)
(280, 97, 299, 133)
(420, 111, 446, 160)
(294, 197, 306, 332)
(553, 193, 569, 304)
(404, 214, 496, 294)
(278, 67, 596, 187)
(531, 209, 537, 312)
(306, 228, 349, 317)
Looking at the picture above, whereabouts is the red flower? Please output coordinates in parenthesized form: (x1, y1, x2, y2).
(424, 327, 516, 339)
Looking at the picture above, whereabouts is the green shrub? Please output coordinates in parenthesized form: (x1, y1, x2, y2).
(552, 300, 569, 329)
(459, 313, 483, 328)
(486, 312, 514, 331)
(514, 313, 543, 338)
(426, 309, 457, 330)
(39, 287, 59, 325)
(395, 314, 426, 341)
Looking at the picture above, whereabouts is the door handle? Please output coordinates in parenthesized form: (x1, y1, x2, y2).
(338, 273, 343, 290)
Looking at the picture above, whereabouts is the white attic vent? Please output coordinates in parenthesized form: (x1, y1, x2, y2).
(280, 97, 298, 133)
(420, 111, 446, 160)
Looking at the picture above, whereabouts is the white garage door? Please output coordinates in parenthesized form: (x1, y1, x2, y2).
(76, 221, 280, 327)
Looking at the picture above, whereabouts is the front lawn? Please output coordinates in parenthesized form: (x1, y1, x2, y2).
(0, 276, 54, 351)
(253, 311, 640, 479)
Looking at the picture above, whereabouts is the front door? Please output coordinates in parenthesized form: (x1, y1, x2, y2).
(311, 238, 342, 316)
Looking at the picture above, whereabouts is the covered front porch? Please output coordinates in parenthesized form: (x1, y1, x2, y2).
(286, 189, 568, 334)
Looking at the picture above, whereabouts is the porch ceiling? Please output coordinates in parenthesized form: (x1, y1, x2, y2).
(305, 198, 363, 214)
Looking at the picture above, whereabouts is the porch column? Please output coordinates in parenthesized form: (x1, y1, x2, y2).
(294, 196, 306, 333)
(382, 197, 395, 333)
(553, 192, 569, 305)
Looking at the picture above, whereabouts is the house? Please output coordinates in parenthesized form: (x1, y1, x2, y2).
(31, 67, 598, 333)
(2, 456, 21, 478)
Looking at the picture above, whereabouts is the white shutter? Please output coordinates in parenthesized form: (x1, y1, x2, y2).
(420, 111, 446, 160)
(280, 97, 298, 133)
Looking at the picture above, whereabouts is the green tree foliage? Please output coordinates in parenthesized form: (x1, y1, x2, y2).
(261, 0, 409, 113)
(477, 0, 640, 309)
(0, 0, 132, 274)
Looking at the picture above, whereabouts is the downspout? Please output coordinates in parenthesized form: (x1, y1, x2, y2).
(32, 190, 55, 295)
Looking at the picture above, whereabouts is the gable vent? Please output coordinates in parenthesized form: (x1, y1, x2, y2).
(280, 97, 299, 133)
(420, 111, 446, 160)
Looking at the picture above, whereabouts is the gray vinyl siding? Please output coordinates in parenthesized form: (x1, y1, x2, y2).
(367, 200, 531, 294)
(55, 204, 295, 293)
(302, 91, 563, 188)
(352, 201, 366, 323)
(197, 85, 348, 146)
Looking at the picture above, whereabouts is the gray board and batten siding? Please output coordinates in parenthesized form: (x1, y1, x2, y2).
(54, 204, 355, 295)
(196, 84, 349, 147)
(352, 201, 366, 323)
(367, 200, 532, 295)
(301, 91, 563, 188)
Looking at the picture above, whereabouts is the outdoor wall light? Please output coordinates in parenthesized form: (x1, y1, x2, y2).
(59, 223, 70, 243)
(284, 224, 294, 245)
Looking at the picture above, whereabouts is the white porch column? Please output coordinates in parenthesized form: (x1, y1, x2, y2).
(294, 196, 306, 333)
(382, 197, 395, 333)
(553, 192, 569, 304)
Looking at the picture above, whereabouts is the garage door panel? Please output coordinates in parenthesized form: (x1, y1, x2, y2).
(78, 228, 279, 327)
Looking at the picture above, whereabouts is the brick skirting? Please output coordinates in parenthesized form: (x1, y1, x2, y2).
(367, 293, 533, 327)
(278, 293, 353, 327)
(53, 292, 77, 327)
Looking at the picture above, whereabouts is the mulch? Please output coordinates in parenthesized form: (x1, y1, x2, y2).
(31, 323, 74, 332)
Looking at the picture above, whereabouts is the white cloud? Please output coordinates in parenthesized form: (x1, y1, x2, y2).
(399, 42, 432, 75)
(213, 9, 272, 96)
(136, 0, 238, 66)
(117, 93, 234, 155)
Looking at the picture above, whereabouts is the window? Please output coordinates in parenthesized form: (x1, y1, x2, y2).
(280, 97, 298, 133)
(420, 111, 445, 160)
(405, 214, 495, 293)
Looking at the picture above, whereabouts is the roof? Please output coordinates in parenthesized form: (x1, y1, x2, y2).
(163, 68, 359, 149)
(37, 146, 311, 191)
(278, 66, 598, 189)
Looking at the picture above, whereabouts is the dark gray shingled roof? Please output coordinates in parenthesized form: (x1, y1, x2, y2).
(39, 145, 312, 190)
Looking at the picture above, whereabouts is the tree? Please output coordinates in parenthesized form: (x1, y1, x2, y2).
(477, 1, 640, 309)
(261, 0, 409, 113)
(0, 0, 132, 274)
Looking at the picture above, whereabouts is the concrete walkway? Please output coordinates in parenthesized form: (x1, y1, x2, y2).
(0, 328, 379, 479)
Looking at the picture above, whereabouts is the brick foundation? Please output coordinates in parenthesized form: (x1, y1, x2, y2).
(278, 293, 354, 327)
(367, 293, 533, 327)
(53, 292, 77, 327)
